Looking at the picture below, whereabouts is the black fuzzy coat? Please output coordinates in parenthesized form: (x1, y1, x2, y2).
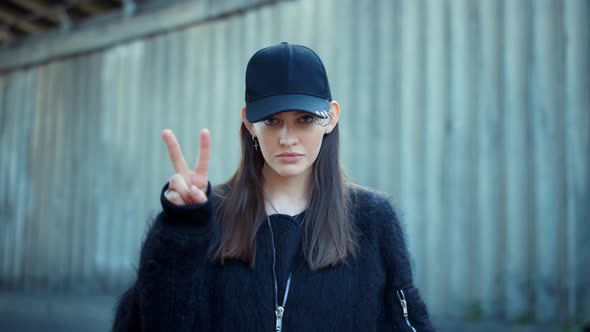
(112, 183, 434, 331)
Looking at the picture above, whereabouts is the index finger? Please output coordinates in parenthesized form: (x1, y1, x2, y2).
(161, 129, 189, 174)
(194, 128, 211, 177)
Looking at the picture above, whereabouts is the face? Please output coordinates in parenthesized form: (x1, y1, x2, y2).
(243, 102, 340, 180)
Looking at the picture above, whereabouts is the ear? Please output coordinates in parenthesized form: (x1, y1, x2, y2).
(324, 100, 341, 134)
(242, 106, 256, 136)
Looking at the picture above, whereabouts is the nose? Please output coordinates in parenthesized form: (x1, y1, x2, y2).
(278, 124, 298, 146)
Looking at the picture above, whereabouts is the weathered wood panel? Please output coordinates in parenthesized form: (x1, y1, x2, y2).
(532, 0, 567, 322)
(0, 0, 588, 324)
(423, 0, 448, 317)
(504, 0, 532, 321)
(564, 0, 590, 322)
(476, 0, 503, 320)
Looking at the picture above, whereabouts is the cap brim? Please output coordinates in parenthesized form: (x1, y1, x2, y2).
(246, 94, 330, 123)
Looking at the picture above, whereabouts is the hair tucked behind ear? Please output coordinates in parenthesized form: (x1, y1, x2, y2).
(211, 122, 358, 271)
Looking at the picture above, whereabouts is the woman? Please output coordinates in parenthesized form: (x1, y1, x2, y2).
(113, 42, 434, 331)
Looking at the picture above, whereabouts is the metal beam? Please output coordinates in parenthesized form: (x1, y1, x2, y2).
(0, 0, 282, 71)
(10, 0, 61, 24)
(0, 7, 21, 25)
(79, 2, 110, 16)
(0, 7, 42, 34)
(57, 7, 71, 31)
(0, 5, 19, 25)
(0, 26, 14, 44)
(123, 0, 136, 17)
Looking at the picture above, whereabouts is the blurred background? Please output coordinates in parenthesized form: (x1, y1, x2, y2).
(0, 0, 589, 331)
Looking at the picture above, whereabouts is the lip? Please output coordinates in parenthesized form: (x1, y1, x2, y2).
(276, 152, 304, 163)
(276, 153, 304, 157)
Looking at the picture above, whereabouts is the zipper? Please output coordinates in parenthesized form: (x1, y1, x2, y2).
(268, 216, 293, 332)
(396, 289, 417, 332)
(274, 274, 291, 332)
(275, 305, 284, 332)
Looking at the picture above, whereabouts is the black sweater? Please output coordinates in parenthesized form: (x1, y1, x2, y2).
(112, 184, 434, 331)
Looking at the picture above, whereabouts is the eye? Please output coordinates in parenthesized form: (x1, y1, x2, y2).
(263, 117, 279, 125)
(299, 115, 315, 124)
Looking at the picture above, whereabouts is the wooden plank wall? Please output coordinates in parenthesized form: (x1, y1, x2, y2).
(0, 0, 588, 324)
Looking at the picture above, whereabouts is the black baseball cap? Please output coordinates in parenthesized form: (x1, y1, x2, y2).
(245, 42, 332, 123)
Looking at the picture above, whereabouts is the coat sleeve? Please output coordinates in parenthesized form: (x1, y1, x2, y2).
(375, 198, 435, 332)
(111, 182, 215, 331)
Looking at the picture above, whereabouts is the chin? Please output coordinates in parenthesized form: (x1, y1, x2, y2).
(271, 164, 309, 178)
(275, 169, 305, 178)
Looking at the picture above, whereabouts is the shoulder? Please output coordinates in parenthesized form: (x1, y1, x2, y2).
(346, 184, 406, 245)
(348, 183, 388, 204)
(346, 183, 408, 252)
(347, 183, 401, 223)
(347, 184, 413, 286)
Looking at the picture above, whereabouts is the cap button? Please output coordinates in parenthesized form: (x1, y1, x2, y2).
(280, 41, 289, 45)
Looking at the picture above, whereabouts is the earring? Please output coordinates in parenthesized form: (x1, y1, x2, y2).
(252, 136, 259, 151)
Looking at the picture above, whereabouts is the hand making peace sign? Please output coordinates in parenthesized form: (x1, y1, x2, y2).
(161, 128, 211, 206)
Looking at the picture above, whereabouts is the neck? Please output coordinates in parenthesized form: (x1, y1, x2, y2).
(262, 164, 312, 216)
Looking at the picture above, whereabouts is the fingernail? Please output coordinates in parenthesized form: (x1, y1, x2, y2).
(191, 185, 198, 193)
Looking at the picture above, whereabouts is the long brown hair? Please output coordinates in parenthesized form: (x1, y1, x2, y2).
(211, 122, 358, 271)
